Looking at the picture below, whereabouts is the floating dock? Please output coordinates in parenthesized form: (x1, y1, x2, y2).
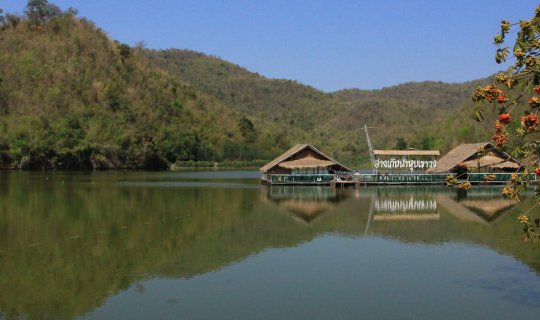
(262, 172, 535, 187)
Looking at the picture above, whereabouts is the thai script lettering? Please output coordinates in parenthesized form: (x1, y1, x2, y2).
(374, 158, 437, 172)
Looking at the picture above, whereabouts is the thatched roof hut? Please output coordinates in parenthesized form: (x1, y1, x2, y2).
(427, 142, 522, 173)
(260, 144, 352, 174)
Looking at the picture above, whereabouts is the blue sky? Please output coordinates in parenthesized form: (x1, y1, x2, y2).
(2, 1, 538, 91)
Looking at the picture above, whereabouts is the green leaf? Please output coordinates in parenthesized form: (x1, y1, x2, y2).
(501, 47, 509, 60)
(495, 48, 509, 64)
(473, 108, 484, 122)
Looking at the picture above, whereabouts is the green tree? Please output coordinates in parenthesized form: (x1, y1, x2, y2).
(24, 0, 62, 25)
(65, 7, 79, 17)
(117, 42, 132, 60)
(395, 137, 407, 150)
(238, 115, 257, 143)
(5, 13, 21, 30)
(473, 5, 540, 244)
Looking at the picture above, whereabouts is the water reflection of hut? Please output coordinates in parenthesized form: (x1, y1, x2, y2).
(459, 198, 515, 222)
(264, 186, 350, 223)
(259, 144, 352, 185)
(428, 142, 522, 174)
(436, 194, 515, 224)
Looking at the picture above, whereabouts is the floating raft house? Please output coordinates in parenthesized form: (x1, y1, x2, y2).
(424, 142, 529, 184)
(260, 144, 352, 185)
(427, 142, 521, 174)
(261, 142, 532, 186)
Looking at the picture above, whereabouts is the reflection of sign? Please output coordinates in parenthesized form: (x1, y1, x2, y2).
(375, 197, 437, 213)
(375, 159, 437, 172)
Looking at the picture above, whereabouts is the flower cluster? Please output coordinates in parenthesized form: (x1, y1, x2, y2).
(493, 120, 509, 147)
(458, 181, 472, 190)
(499, 113, 511, 124)
(529, 96, 540, 108)
(519, 215, 530, 224)
(472, 85, 507, 103)
(519, 214, 540, 244)
(501, 20, 510, 33)
(445, 174, 457, 186)
(525, 57, 540, 70)
(502, 186, 516, 199)
(516, 49, 527, 63)
(521, 114, 539, 132)
(495, 72, 508, 83)
(483, 174, 496, 182)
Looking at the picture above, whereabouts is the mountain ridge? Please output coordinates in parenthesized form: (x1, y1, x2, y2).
(144, 48, 493, 163)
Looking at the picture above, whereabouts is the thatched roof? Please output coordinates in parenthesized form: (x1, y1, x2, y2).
(373, 150, 440, 156)
(427, 142, 521, 173)
(462, 157, 519, 170)
(279, 156, 335, 169)
(488, 161, 520, 169)
(259, 144, 352, 173)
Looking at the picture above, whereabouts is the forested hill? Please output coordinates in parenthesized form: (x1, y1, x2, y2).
(0, 2, 494, 170)
(0, 5, 281, 169)
(145, 49, 493, 163)
(335, 79, 491, 110)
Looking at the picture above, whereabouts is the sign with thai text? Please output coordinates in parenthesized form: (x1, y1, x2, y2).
(374, 158, 437, 172)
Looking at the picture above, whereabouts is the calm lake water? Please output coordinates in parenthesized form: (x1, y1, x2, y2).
(1, 170, 540, 319)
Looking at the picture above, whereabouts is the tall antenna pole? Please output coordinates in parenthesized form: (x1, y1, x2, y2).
(364, 124, 377, 174)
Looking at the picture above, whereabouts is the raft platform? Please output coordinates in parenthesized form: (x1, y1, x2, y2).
(261, 173, 536, 186)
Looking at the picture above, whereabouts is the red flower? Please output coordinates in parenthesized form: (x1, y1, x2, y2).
(535, 86, 540, 95)
(499, 113, 512, 124)
(493, 134, 508, 147)
(497, 95, 506, 103)
(521, 114, 539, 132)
(493, 123, 508, 146)
(534, 168, 540, 175)
(529, 97, 540, 108)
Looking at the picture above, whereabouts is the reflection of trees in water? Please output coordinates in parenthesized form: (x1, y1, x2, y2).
(0, 177, 265, 319)
(1, 176, 540, 319)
